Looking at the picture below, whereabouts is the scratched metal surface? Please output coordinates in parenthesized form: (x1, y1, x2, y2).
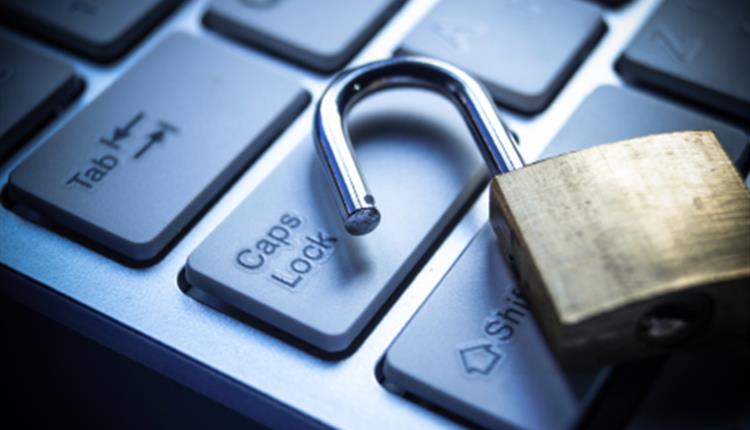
(0, 0, 663, 428)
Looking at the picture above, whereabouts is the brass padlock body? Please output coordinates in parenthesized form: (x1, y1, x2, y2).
(491, 131, 750, 368)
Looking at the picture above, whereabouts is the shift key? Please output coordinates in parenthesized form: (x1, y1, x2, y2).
(384, 225, 607, 429)
(8, 33, 309, 261)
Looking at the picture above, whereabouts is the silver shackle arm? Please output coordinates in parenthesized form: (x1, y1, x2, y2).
(314, 56, 524, 235)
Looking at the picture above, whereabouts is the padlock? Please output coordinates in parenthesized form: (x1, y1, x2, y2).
(490, 131, 750, 367)
(313, 56, 750, 368)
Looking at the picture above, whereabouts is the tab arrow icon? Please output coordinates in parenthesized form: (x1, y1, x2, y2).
(113, 111, 144, 140)
(133, 120, 178, 160)
(459, 344, 502, 376)
(134, 130, 165, 159)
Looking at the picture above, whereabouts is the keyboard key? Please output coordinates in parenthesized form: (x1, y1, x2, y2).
(204, 0, 405, 72)
(618, 0, 750, 121)
(399, 0, 605, 113)
(8, 34, 309, 262)
(0, 37, 80, 156)
(383, 225, 606, 429)
(185, 89, 487, 353)
(0, 0, 183, 62)
(542, 86, 750, 174)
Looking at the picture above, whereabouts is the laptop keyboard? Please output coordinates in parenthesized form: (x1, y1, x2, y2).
(0, 0, 747, 428)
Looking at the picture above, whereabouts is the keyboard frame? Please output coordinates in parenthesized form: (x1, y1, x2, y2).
(0, 0, 671, 428)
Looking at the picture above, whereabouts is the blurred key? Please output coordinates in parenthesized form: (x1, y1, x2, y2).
(0, 0, 183, 62)
(8, 34, 309, 261)
(542, 86, 750, 174)
(618, 0, 750, 121)
(186, 89, 487, 353)
(0, 37, 80, 156)
(383, 225, 606, 430)
(399, 0, 605, 113)
(204, 0, 405, 73)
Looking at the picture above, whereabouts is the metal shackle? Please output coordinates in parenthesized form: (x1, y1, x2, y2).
(314, 56, 524, 235)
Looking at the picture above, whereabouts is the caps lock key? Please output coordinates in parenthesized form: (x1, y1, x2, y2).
(7, 33, 309, 262)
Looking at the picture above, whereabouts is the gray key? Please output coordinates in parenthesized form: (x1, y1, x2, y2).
(399, 0, 605, 113)
(8, 33, 309, 262)
(0, 37, 80, 156)
(383, 225, 606, 430)
(542, 86, 750, 174)
(618, 0, 750, 121)
(0, 0, 182, 62)
(185, 89, 487, 353)
(204, 0, 405, 72)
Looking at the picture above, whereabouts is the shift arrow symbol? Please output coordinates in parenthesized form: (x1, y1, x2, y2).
(459, 344, 502, 376)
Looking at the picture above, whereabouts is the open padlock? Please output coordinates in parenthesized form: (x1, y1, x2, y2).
(313, 56, 750, 368)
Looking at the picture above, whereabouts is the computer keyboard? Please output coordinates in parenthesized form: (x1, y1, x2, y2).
(0, 0, 747, 429)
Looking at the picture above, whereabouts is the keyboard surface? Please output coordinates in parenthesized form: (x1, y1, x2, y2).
(0, 0, 747, 429)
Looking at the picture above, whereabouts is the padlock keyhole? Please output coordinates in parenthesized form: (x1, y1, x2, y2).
(636, 294, 713, 347)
